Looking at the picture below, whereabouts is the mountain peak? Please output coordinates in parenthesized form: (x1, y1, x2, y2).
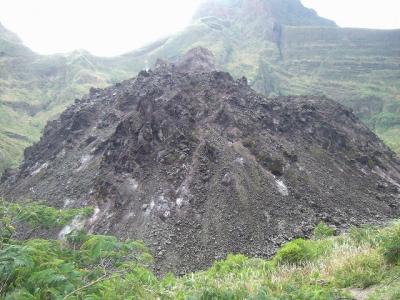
(154, 47, 216, 73)
(0, 21, 34, 57)
(176, 47, 216, 73)
(0, 21, 23, 45)
(193, 0, 336, 27)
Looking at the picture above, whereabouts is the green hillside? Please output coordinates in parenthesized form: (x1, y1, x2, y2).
(0, 23, 134, 173)
(279, 27, 400, 153)
(1, 0, 399, 173)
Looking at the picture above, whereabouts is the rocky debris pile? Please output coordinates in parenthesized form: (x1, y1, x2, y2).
(1, 47, 399, 274)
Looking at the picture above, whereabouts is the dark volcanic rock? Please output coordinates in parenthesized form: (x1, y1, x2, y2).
(1, 47, 400, 274)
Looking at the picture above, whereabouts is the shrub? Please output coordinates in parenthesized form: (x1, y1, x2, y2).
(313, 222, 336, 239)
(66, 228, 89, 245)
(0, 198, 93, 243)
(348, 225, 380, 246)
(334, 251, 385, 288)
(98, 266, 158, 299)
(274, 238, 332, 266)
(381, 223, 400, 265)
(270, 283, 343, 300)
(194, 287, 248, 300)
(207, 254, 249, 277)
(0, 236, 154, 299)
(367, 279, 400, 300)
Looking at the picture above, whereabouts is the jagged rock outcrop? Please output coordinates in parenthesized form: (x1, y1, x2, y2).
(1, 48, 400, 274)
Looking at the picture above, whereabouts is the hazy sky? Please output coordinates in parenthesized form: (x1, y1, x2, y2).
(0, 0, 399, 56)
(301, 0, 400, 29)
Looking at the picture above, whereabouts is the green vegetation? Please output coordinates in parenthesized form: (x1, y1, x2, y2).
(0, 199, 93, 242)
(334, 251, 386, 288)
(0, 199, 154, 299)
(0, 46, 134, 173)
(273, 238, 333, 265)
(382, 222, 400, 265)
(1, 199, 399, 299)
(313, 221, 336, 239)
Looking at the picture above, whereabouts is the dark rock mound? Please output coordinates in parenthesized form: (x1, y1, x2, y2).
(1, 47, 399, 274)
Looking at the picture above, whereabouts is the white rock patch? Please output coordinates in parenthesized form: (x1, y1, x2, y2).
(373, 167, 400, 188)
(76, 155, 93, 172)
(31, 162, 49, 176)
(63, 198, 72, 208)
(126, 178, 139, 192)
(276, 179, 289, 196)
(58, 216, 85, 239)
(124, 211, 135, 220)
(235, 157, 245, 165)
(88, 206, 101, 224)
(176, 197, 184, 208)
(150, 200, 155, 210)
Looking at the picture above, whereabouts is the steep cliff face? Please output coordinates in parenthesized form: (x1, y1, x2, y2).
(194, 0, 336, 27)
(2, 48, 399, 273)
